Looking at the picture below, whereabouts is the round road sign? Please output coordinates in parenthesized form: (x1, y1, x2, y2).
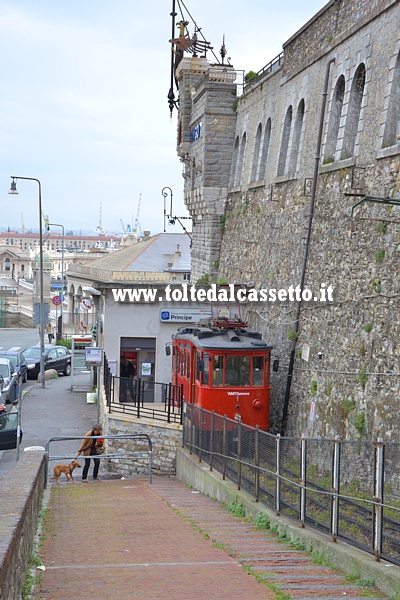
(52, 295, 62, 306)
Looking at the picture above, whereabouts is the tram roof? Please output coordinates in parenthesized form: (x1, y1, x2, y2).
(174, 327, 273, 351)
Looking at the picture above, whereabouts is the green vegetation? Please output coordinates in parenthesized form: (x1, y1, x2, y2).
(244, 70, 257, 83)
(355, 368, 368, 390)
(255, 512, 270, 530)
(351, 411, 367, 437)
(375, 249, 385, 263)
(376, 221, 388, 235)
(370, 279, 382, 294)
(23, 550, 43, 597)
(326, 381, 333, 397)
(342, 396, 356, 415)
(196, 273, 209, 285)
(288, 327, 299, 341)
(310, 380, 318, 396)
(364, 322, 373, 333)
(57, 338, 72, 349)
(228, 496, 246, 518)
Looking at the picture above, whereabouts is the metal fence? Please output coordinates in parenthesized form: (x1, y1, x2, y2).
(183, 403, 400, 566)
(103, 359, 183, 425)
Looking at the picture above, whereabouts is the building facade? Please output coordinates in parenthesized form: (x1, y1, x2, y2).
(67, 232, 197, 394)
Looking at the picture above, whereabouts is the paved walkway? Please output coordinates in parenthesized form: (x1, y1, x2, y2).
(35, 477, 387, 600)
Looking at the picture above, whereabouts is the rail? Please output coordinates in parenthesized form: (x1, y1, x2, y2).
(44, 434, 153, 486)
(243, 51, 284, 91)
(183, 403, 400, 566)
(104, 357, 183, 425)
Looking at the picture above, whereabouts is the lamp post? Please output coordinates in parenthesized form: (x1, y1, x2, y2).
(162, 187, 173, 232)
(9, 176, 46, 388)
(47, 222, 64, 339)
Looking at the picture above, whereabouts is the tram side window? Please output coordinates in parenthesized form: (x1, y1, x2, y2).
(252, 356, 264, 386)
(202, 353, 210, 385)
(186, 352, 190, 379)
(212, 355, 224, 386)
(196, 351, 201, 382)
(226, 355, 250, 387)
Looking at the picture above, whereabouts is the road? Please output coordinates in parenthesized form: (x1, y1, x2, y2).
(0, 328, 97, 481)
(0, 327, 39, 353)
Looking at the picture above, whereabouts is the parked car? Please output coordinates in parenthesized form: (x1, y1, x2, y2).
(22, 345, 72, 379)
(0, 358, 19, 404)
(0, 350, 28, 384)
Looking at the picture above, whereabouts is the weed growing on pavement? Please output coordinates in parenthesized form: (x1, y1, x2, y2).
(290, 537, 306, 550)
(311, 550, 330, 566)
(243, 566, 291, 599)
(228, 495, 246, 518)
(22, 548, 43, 598)
(255, 512, 270, 529)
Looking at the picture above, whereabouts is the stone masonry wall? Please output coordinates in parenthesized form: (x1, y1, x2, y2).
(103, 413, 182, 477)
(178, 0, 400, 440)
(0, 452, 45, 600)
(176, 60, 238, 282)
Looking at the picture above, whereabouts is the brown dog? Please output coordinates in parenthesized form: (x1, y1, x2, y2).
(51, 460, 81, 483)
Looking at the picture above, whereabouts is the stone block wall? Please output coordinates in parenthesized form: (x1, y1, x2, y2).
(103, 412, 182, 477)
(176, 60, 238, 282)
(176, 0, 400, 439)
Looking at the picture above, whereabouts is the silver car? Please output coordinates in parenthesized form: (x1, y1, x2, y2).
(0, 357, 18, 404)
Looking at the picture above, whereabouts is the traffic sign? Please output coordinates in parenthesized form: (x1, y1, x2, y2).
(81, 298, 92, 310)
(52, 295, 62, 306)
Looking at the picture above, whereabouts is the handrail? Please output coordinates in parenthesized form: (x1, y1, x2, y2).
(44, 434, 153, 486)
(244, 52, 284, 90)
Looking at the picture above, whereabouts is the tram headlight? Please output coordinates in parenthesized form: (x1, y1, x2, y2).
(252, 399, 262, 409)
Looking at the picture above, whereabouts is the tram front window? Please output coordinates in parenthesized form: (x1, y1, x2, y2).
(252, 356, 264, 386)
(226, 355, 250, 387)
(212, 355, 224, 386)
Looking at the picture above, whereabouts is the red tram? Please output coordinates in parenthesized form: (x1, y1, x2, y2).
(171, 326, 273, 430)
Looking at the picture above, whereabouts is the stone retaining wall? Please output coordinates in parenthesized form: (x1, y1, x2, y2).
(0, 451, 45, 600)
(102, 410, 182, 477)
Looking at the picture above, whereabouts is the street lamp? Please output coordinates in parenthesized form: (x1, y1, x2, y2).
(9, 176, 46, 388)
(46, 222, 64, 339)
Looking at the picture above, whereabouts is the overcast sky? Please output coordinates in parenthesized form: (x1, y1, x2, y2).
(0, 0, 326, 236)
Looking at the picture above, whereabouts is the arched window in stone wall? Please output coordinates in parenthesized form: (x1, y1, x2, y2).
(341, 63, 366, 160)
(325, 75, 345, 162)
(277, 106, 293, 176)
(230, 136, 240, 188)
(259, 118, 271, 180)
(289, 99, 305, 176)
(235, 132, 247, 186)
(383, 52, 400, 148)
(250, 123, 262, 182)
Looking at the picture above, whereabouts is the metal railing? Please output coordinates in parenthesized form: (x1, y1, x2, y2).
(243, 51, 284, 91)
(183, 403, 400, 566)
(103, 357, 183, 425)
(44, 433, 153, 486)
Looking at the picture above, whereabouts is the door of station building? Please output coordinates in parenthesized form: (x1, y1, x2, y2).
(120, 337, 156, 403)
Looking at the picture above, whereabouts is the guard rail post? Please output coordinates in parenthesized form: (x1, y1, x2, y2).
(300, 433, 307, 528)
(373, 437, 384, 561)
(331, 435, 340, 542)
(276, 433, 281, 515)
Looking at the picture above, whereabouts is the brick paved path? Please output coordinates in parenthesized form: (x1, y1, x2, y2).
(36, 477, 387, 600)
